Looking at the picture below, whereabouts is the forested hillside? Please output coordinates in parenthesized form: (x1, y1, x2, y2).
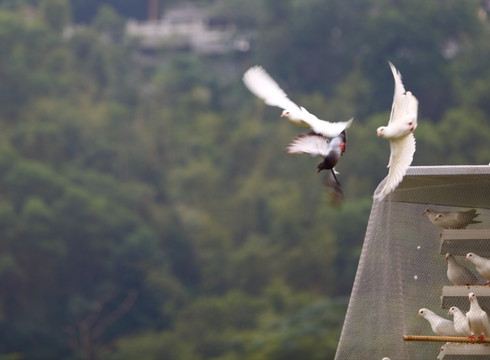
(0, 0, 489, 359)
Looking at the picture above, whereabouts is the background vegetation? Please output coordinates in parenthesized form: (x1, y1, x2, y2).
(0, 0, 489, 359)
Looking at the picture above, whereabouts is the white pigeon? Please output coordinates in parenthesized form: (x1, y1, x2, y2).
(466, 292, 490, 341)
(374, 62, 418, 200)
(425, 209, 481, 229)
(242, 65, 353, 137)
(417, 308, 459, 336)
(446, 253, 478, 286)
(448, 306, 471, 337)
(466, 252, 490, 284)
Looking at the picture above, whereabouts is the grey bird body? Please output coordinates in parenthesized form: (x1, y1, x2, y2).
(446, 253, 478, 286)
(423, 208, 481, 229)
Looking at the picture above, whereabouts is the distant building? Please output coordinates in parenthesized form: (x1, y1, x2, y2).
(126, 3, 250, 54)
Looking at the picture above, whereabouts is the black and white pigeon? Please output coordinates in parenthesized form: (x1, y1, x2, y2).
(466, 292, 490, 341)
(374, 62, 418, 200)
(448, 306, 471, 337)
(417, 308, 459, 336)
(466, 252, 490, 285)
(286, 130, 346, 190)
(422, 208, 481, 229)
(242, 65, 353, 137)
(446, 253, 478, 286)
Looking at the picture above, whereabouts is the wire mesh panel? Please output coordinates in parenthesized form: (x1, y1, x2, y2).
(335, 166, 490, 360)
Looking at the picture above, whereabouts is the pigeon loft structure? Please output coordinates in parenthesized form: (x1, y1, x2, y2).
(334, 165, 490, 360)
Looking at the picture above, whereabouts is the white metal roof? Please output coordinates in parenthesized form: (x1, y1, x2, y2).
(384, 165, 490, 209)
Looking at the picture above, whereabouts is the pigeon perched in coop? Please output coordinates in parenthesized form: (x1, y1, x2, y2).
(448, 306, 471, 337)
(466, 292, 490, 342)
(423, 208, 481, 229)
(417, 308, 459, 336)
(466, 252, 490, 285)
(445, 253, 478, 286)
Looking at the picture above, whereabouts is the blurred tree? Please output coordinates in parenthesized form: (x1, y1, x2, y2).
(39, 0, 71, 32)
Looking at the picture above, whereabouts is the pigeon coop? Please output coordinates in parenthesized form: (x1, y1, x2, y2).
(334, 165, 490, 360)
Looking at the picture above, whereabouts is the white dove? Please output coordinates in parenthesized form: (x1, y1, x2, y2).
(466, 253, 490, 285)
(426, 209, 481, 229)
(242, 65, 353, 137)
(446, 253, 478, 286)
(417, 308, 459, 336)
(374, 62, 418, 200)
(448, 306, 471, 337)
(466, 292, 490, 341)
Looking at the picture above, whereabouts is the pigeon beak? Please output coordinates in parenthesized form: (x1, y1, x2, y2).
(377, 132, 381, 137)
(280, 113, 286, 118)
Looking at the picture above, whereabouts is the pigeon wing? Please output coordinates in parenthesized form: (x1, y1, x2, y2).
(375, 133, 415, 200)
(298, 107, 354, 138)
(388, 62, 419, 130)
(286, 132, 330, 157)
(243, 66, 302, 113)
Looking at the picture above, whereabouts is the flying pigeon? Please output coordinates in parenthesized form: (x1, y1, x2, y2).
(287, 130, 346, 189)
(374, 62, 418, 200)
(242, 65, 353, 137)
(446, 253, 479, 286)
(417, 308, 459, 336)
(422, 208, 481, 229)
(448, 306, 471, 337)
(466, 292, 490, 341)
(466, 252, 490, 285)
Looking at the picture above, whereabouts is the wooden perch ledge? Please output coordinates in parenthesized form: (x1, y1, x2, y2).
(404, 335, 490, 344)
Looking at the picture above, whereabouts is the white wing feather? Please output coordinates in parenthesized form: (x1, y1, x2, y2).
(243, 66, 354, 135)
(286, 133, 330, 157)
(242, 66, 302, 114)
(375, 133, 415, 200)
(300, 107, 353, 138)
(385, 62, 418, 136)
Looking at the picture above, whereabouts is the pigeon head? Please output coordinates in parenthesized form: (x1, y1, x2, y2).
(448, 306, 457, 315)
(469, 292, 476, 301)
(445, 253, 452, 261)
(376, 126, 386, 137)
(417, 308, 428, 317)
(280, 110, 290, 118)
(422, 208, 433, 216)
(466, 253, 475, 262)
(434, 214, 443, 222)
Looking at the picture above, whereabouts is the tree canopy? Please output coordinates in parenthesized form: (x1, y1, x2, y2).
(0, 0, 488, 359)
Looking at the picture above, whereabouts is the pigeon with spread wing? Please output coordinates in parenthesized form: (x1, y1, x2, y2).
(374, 62, 418, 200)
(243, 65, 352, 137)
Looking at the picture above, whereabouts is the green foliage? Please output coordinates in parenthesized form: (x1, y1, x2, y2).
(0, 1, 488, 359)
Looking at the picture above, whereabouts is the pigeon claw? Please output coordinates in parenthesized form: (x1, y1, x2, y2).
(469, 335, 477, 342)
(478, 335, 485, 343)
